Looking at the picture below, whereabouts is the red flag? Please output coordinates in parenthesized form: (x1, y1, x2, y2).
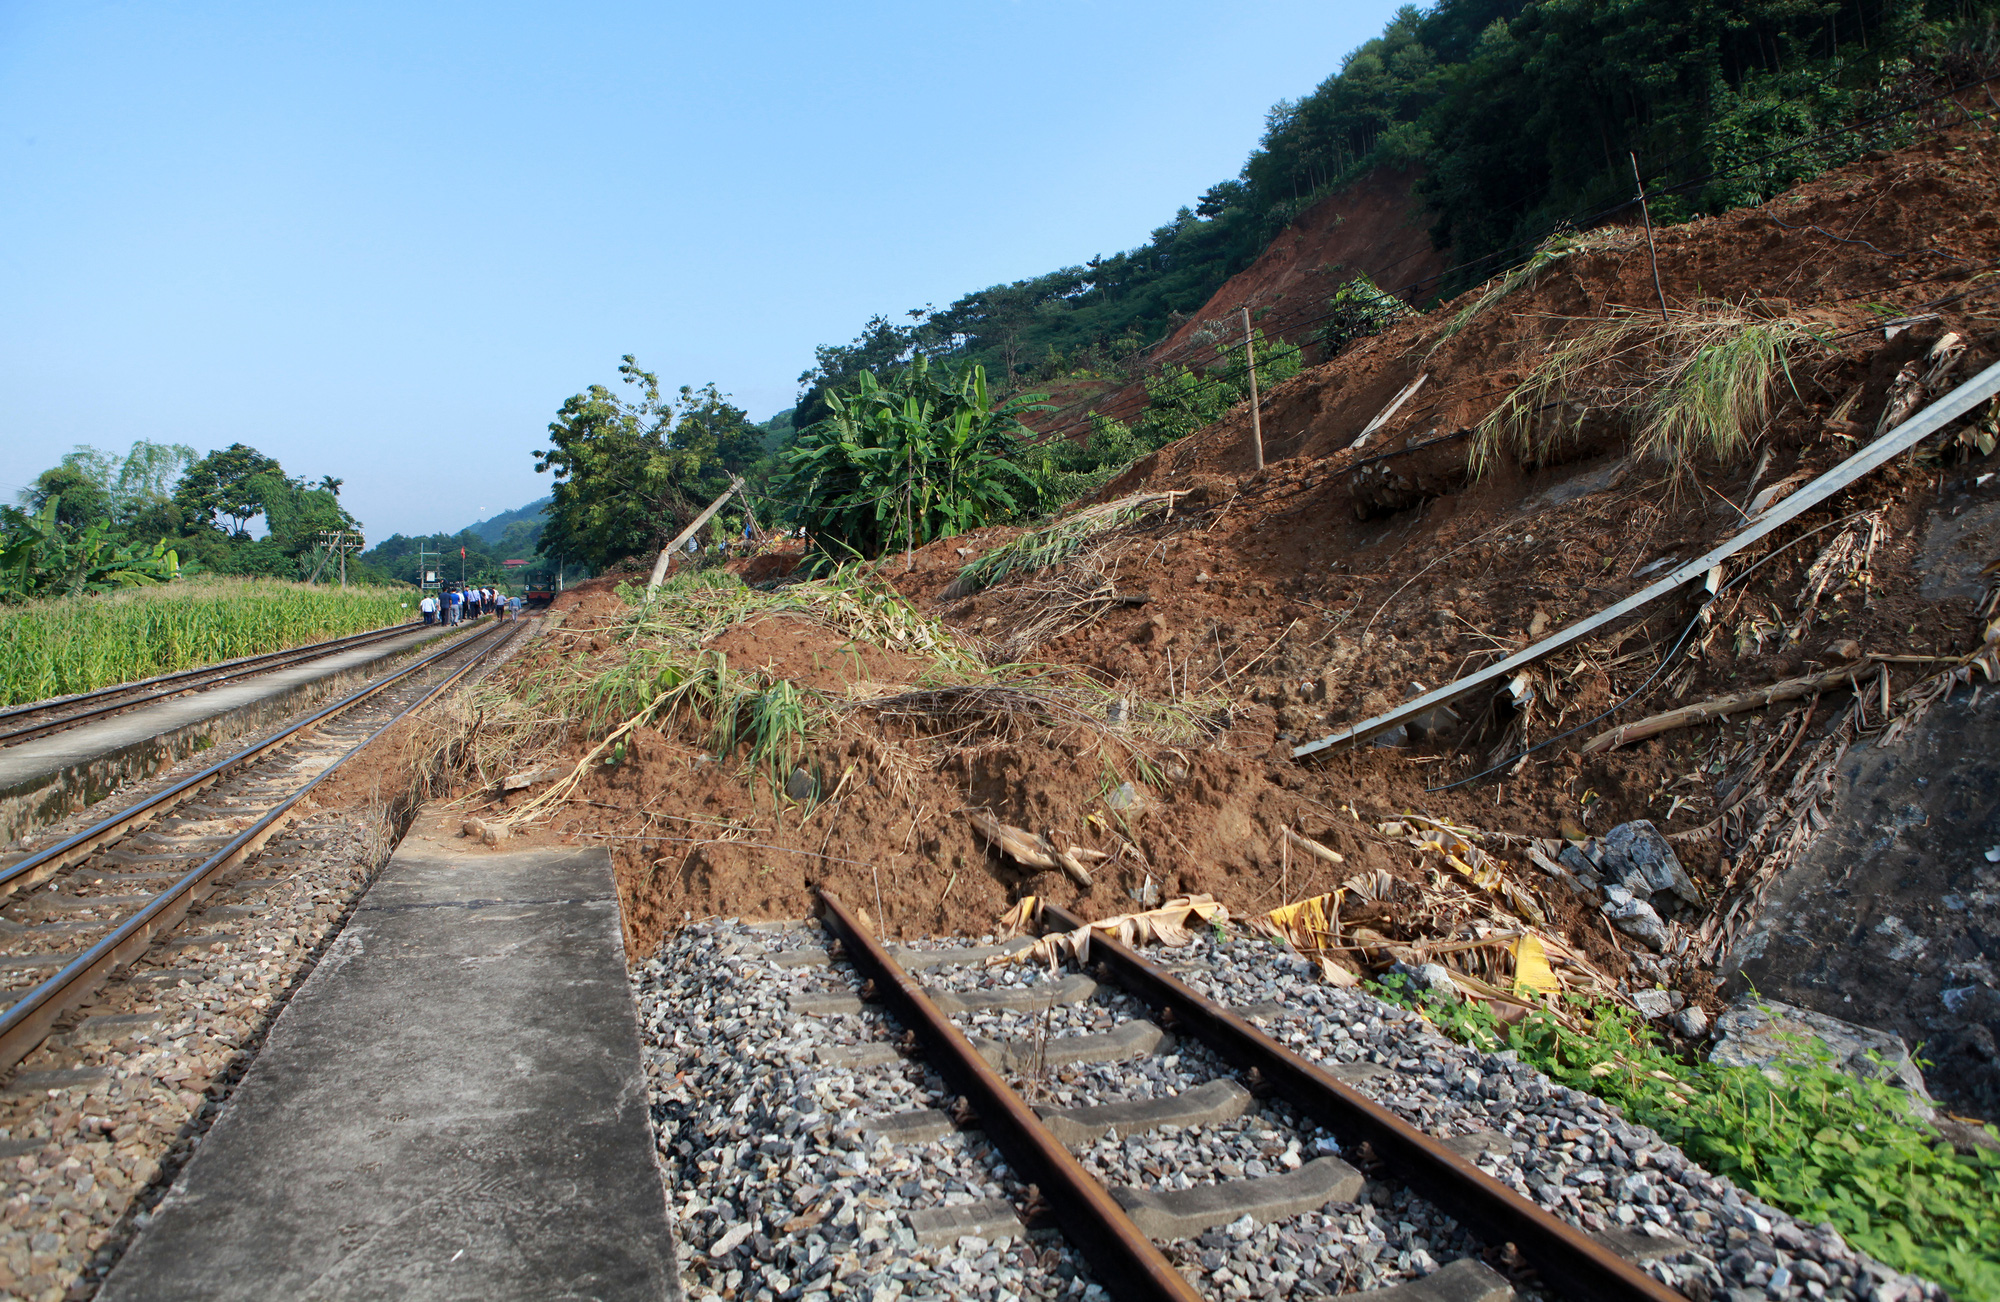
(460, 547, 466, 558)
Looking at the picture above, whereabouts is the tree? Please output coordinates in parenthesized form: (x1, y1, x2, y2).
(25, 463, 112, 532)
(172, 443, 283, 535)
(533, 357, 749, 572)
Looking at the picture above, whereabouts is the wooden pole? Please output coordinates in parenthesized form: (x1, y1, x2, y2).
(1241, 306, 1264, 472)
(1630, 153, 1670, 324)
(644, 475, 745, 593)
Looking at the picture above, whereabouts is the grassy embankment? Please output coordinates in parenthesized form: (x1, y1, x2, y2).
(0, 578, 413, 706)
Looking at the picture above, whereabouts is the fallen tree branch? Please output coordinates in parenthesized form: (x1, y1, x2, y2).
(1580, 659, 1881, 754)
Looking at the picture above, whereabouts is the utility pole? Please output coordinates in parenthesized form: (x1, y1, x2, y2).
(316, 529, 363, 587)
(1241, 306, 1264, 472)
(416, 544, 442, 593)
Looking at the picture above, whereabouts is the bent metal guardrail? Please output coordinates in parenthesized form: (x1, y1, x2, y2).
(1293, 358, 2000, 758)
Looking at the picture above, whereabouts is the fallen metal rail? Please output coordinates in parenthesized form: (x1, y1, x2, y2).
(0, 624, 494, 904)
(815, 889, 1203, 1302)
(0, 621, 517, 1075)
(1294, 357, 2000, 757)
(1037, 901, 1685, 1302)
(0, 619, 439, 747)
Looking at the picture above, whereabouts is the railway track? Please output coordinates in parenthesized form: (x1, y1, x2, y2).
(804, 892, 1679, 1302)
(0, 618, 444, 748)
(639, 902, 1762, 1302)
(0, 619, 517, 1074)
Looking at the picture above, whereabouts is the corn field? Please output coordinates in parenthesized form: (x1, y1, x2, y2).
(0, 579, 412, 706)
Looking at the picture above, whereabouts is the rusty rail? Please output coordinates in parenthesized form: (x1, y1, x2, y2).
(0, 622, 516, 1074)
(814, 889, 1202, 1302)
(1038, 901, 1684, 1302)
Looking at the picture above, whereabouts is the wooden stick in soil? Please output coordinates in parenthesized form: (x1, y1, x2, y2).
(1580, 658, 1883, 755)
(1241, 306, 1264, 472)
(1630, 153, 1669, 324)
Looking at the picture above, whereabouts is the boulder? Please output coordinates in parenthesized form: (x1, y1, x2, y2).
(1599, 820, 1700, 905)
(1709, 997, 1933, 1108)
(1600, 886, 1669, 951)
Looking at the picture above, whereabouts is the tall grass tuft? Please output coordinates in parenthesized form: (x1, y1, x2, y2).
(1471, 305, 1812, 480)
(0, 578, 412, 706)
(947, 493, 1176, 598)
(1431, 230, 1606, 351)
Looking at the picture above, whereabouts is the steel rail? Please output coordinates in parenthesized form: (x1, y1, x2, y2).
(1037, 901, 1685, 1302)
(0, 624, 494, 905)
(0, 620, 441, 747)
(0, 621, 519, 1075)
(815, 890, 1203, 1302)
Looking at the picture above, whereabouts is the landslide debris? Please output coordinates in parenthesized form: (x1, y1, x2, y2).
(453, 113, 2000, 1088)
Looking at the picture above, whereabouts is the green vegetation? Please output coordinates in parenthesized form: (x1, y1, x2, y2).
(1376, 978, 2000, 1302)
(796, 0, 1991, 429)
(0, 497, 181, 602)
(0, 579, 412, 706)
(8, 438, 376, 589)
(531, 356, 773, 573)
(774, 359, 1045, 570)
(1028, 331, 1303, 504)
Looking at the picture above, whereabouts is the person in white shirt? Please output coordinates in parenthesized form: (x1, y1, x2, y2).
(419, 594, 438, 625)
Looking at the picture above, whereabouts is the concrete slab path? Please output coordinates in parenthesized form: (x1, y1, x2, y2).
(97, 811, 683, 1301)
(0, 623, 462, 845)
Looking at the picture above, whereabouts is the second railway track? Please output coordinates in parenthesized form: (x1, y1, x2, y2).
(0, 619, 442, 749)
(0, 619, 518, 1073)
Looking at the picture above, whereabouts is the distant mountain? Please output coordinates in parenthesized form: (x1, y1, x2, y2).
(466, 496, 551, 545)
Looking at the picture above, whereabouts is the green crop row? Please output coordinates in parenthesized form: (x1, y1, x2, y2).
(0, 578, 414, 706)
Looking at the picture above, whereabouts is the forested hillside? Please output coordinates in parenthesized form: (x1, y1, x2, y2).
(796, 0, 1996, 427)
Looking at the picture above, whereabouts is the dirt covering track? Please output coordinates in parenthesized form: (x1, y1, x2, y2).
(460, 112, 2000, 1076)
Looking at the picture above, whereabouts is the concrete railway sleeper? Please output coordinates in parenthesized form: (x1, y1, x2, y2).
(646, 918, 1933, 1300)
(0, 618, 439, 749)
(0, 620, 517, 1074)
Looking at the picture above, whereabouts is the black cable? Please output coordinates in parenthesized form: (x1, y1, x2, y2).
(1422, 604, 1709, 793)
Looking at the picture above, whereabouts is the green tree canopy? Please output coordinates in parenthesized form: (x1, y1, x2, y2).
(172, 443, 284, 535)
(533, 357, 768, 571)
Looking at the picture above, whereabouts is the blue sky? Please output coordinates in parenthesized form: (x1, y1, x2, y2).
(0, 0, 1405, 540)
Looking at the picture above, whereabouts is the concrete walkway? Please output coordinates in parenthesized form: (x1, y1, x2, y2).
(0, 623, 459, 845)
(97, 812, 682, 1301)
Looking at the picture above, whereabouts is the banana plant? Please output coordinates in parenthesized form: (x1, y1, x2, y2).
(0, 495, 180, 601)
(774, 359, 1047, 569)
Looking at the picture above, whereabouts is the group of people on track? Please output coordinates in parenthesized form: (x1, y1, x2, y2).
(417, 584, 521, 626)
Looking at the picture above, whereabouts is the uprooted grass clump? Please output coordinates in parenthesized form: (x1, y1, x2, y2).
(1377, 978, 2000, 1302)
(1471, 305, 1817, 479)
(945, 492, 1178, 598)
